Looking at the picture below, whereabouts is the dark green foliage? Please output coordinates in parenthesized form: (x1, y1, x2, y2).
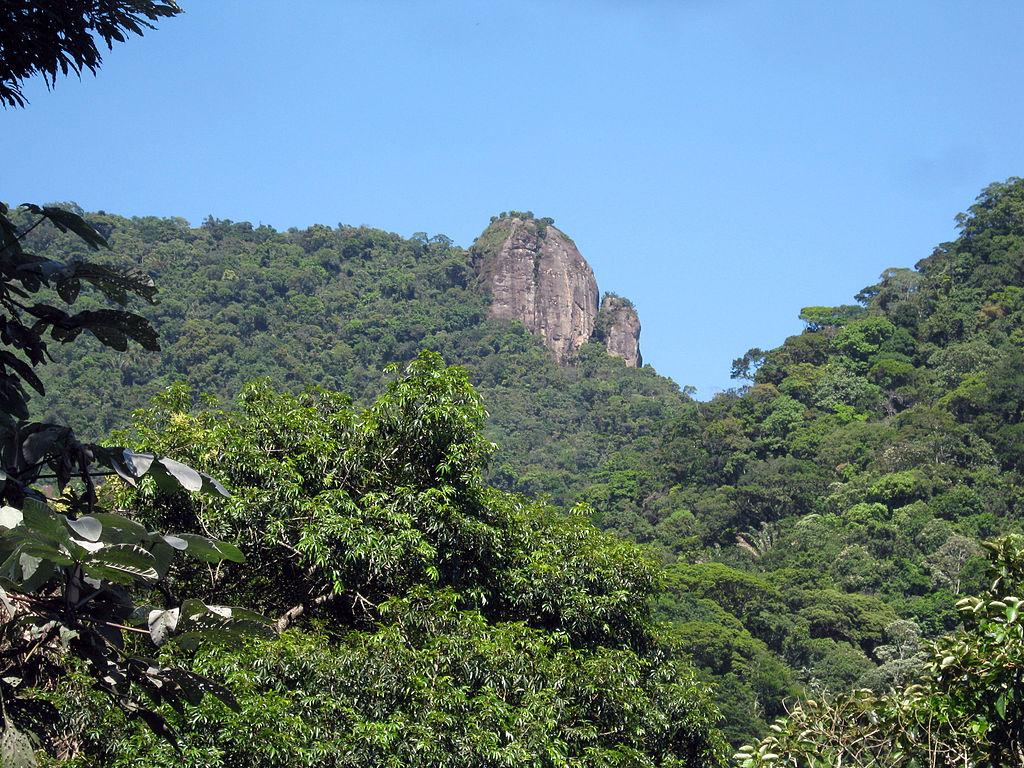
(736, 537, 1024, 766)
(24, 212, 694, 534)
(651, 178, 1024, 741)
(0, 1, 182, 107)
(30, 213, 494, 429)
(0, 204, 271, 764)
(0, 204, 159, 421)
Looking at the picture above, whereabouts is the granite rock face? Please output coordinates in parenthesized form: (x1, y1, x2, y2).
(472, 216, 600, 363)
(597, 294, 642, 367)
(472, 214, 642, 367)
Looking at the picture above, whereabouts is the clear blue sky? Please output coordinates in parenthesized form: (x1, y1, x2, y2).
(6, 1, 1024, 397)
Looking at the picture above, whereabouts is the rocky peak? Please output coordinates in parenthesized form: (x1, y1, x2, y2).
(471, 214, 599, 363)
(594, 294, 642, 367)
(471, 213, 641, 367)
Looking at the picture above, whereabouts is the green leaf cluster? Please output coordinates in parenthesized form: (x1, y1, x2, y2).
(0, 202, 271, 763)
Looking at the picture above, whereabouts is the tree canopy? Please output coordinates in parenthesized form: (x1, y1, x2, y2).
(736, 537, 1024, 766)
(60, 353, 729, 767)
(9, 0, 1024, 751)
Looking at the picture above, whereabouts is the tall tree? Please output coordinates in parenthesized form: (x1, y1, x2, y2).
(81, 354, 729, 768)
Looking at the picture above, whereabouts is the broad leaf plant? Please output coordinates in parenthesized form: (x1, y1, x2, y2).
(0, 203, 271, 765)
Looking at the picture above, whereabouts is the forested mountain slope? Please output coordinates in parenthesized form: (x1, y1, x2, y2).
(26, 208, 691, 512)
(22, 178, 1024, 746)
(647, 178, 1024, 743)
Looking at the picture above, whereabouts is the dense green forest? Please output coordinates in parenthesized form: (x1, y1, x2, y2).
(3, 206, 730, 765)
(6, 4, 1024, 765)
(51, 354, 728, 766)
(7, 177, 1024, 756)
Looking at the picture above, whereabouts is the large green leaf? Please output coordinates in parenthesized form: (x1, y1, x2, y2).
(20, 424, 70, 464)
(55, 275, 80, 305)
(177, 533, 244, 563)
(83, 544, 159, 584)
(88, 512, 148, 544)
(148, 607, 179, 647)
(20, 502, 69, 548)
(64, 515, 102, 542)
(14, 552, 57, 591)
(75, 262, 158, 305)
(149, 539, 174, 579)
(120, 450, 155, 478)
(200, 471, 230, 497)
(155, 458, 202, 492)
(0, 720, 37, 768)
(24, 205, 108, 251)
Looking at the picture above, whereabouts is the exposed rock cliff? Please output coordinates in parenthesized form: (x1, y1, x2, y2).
(595, 294, 642, 367)
(471, 215, 600, 363)
(471, 213, 642, 367)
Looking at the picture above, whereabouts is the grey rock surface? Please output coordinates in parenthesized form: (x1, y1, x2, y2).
(473, 217, 599, 363)
(597, 294, 642, 367)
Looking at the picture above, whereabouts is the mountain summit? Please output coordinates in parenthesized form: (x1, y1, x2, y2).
(470, 212, 641, 366)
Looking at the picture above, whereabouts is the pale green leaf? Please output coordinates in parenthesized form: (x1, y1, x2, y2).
(64, 515, 102, 542)
(1, 720, 37, 768)
(148, 607, 179, 647)
(0, 507, 23, 530)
